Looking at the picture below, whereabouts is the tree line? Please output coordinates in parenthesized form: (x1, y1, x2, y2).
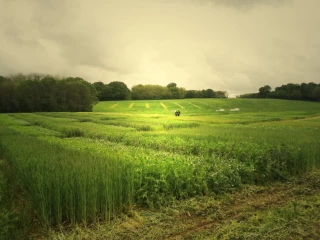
(0, 74, 98, 113)
(0, 73, 228, 113)
(238, 82, 320, 101)
(92, 81, 228, 100)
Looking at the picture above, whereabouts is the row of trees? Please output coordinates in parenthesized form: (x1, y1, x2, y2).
(92, 81, 131, 100)
(130, 83, 186, 100)
(185, 89, 228, 98)
(0, 74, 98, 113)
(91, 81, 228, 100)
(0, 73, 228, 113)
(238, 82, 320, 101)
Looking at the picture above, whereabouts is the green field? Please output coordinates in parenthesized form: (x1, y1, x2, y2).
(0, 98, 319, 239)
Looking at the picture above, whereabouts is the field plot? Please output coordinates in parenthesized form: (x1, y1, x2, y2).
(0, 99, 320, 239)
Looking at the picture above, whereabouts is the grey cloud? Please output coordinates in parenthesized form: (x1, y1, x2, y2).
(1, 0, 320, 97)
(30, 2, 106, 69)
(187, 0, 293, 9)
(1, 0, 130, 75)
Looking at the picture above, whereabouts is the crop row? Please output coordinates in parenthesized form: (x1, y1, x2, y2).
(8, 113, 319, 175)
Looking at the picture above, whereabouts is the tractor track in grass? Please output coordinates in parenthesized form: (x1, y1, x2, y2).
(167, 185, 294, 239)
(164, 173, 320, 239)
(281, 115, 320, 122)
(251, 114, 320, 126)
(298, 115, 320, 120)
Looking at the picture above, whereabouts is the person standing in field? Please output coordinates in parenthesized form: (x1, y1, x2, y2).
(174, 110, 181, 116)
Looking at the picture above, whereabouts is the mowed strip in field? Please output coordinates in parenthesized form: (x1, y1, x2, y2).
(160, 102, 167, 109)
(173, 102, 184, 109)
(110, 103, 118, 108)
(188, 102, 201, 109)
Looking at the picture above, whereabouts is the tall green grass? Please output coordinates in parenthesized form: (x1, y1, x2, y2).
(0, 127, 134, 227)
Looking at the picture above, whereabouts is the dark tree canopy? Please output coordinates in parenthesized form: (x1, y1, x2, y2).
(239, 82, 320, 102)
(167, 82, 177, 88)
(131, 84, 172, 100)
(0, 74, 98, 113)
(131, 84, 186, 100)
(93, 81, 131, 101)
(107, 81, 131, 100)
(92, 81, 105, 100)
(259, 85, 271, 98)
(1, 73, 231, 112)
(185, 89, 227, 98)
(0, 76, 15, 112)
(166, 82, 185, 99)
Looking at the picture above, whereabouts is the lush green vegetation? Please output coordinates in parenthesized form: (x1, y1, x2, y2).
(0, 74, 98, 113)
(0, 98, 319, 238)
(239, 82, 320, 101)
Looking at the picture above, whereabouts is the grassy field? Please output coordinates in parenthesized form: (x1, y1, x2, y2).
(0, 98, 319, 239)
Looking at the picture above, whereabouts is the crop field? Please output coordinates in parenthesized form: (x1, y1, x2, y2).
(0, 98, 320, 239)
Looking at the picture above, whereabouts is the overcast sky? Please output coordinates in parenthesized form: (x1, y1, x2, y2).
(1, 0, 320, 97)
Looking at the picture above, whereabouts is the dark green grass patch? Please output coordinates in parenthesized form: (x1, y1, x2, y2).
(163, 122, 200, 130)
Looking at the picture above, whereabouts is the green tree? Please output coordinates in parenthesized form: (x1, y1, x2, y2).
(131, 84, 171, 100)
(167, 82, 177, 88)
(301, 82, 317, 100)
(103, 81, 130, 100)
(215, 91, 228, 98)
(185, 90, 200, 98)
(259, 85, 271, 98)
(202, 89, 215, 98)
(312, 86, 320, 101)
(0, 77, 15, 112)
(92, 81, 105, 100)
(63, 77, 98, 111)
(166, 82, 185, 99)
(14, 80, 35, 112)
(40, 76, 58, 111)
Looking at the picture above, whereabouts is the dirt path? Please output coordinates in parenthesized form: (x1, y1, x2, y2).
(167, 185, 293, 239)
